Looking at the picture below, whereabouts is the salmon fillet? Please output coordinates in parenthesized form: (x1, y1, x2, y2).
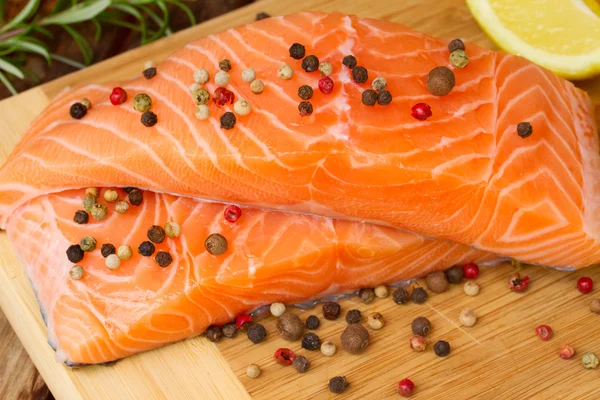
(0, 11, 598, 364)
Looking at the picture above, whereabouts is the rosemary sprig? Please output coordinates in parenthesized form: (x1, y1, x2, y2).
(0, 0, 196, 95)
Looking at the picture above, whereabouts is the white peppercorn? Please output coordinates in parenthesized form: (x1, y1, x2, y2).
(241, 68, 256, 83)
(195, 104, 210, 120)
(144, 60, 154, 69)
(464, 281, 480, 296)
(194, 69, 209, 84)
(277, 64, 293, 80)
(270, 302, 286, 317)
(247, 364, 261, 378)
(215, 71, 230, 86)
(234, 99, 251, 116)
(118, 245, 132, 260)
(80, 98, 91, 110)
(165, 221, 181, 238)
(103, 189, 118, 203)
(69, 265, 84, 280)
(459, 308, 477, 327)
(374, 285, 388, 298)
(319, 61, 333, 76)
(115, 200, 129, 214)
(320, 341, 337, 357)
(189, 82, 200, 94)
(367, 312, 384, 330)
(105, 254, 121, 270)
(250, 79, 264, 94)
(372, 76, 387, 91)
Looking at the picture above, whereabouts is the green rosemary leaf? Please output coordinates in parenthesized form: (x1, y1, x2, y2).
(20, 65, 41, 83)
(0, 70, 17, 95)
(61, 25, 93, 65)
(109, 4, 147, 44)
(50, 53, 85, 69)
(92, 18, 102, 43)
(0, 46, 18, 57)
(165, 0, 196, 26)
(98, 18, 142, 32)
(0, 0, 6, 26)
(142, 4, 169, 42)
(51, 0, 75, 15)
(40, 0, 110, 26)
(33, 26, 54, 39)
(3, 37, 50, 62)
(0, 57, 24, 79)
(0, 0, 41, 34)
(155, 1, 172, 36)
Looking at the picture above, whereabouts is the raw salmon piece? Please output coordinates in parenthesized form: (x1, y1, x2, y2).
(0, 12, 598, 268)
(6, 189, 495, 364)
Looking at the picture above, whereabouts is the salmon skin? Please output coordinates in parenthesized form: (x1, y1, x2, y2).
(0, 11, 598, 364)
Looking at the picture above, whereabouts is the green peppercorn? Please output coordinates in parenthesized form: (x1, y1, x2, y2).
(128, 189, 143, 206)
(147, 225, 166, 244)
(301, 55, 319, 72)
(220, 112, 236, 130)
(66, 245, 84, 263)
(362, 89, 378, 106)
(352, 66, 368, 83)
(450, 49, 469, 69)
(143, 67, 157, 79)
(73, 210, 89, 224)
(517, 122, 533, 138)
(155, 251, 173, 267)
(115, 200, 129, 214)
(82, 195, 96, 213)
(138, 241, 155, 256)
(219, 59, 232, 72)
(582, 352, 599, 369)
(298, 85, 313, 100)
(69, 265, 84, 280)
(85, 187, 99, 198)
(192, 87, 210, 105)
(205, 233, 228, 255)
(342, 55, 357, 69)
(426, 66, 455, 96)
(133, 93, 152, 112)
(141, 111, 158, 127)
(79, 236, 97, 252)
(70, 102, 87, 119)
(289, 43, 306, 60)
(91, 204, 108, 220)
(101, 243, 116, 258)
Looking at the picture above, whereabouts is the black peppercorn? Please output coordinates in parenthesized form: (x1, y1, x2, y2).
(322, 302, 341, 320)
(298, 101, 313, 116)
(289, 43, 306, 60)
(359, 288, 375, 304)
(141, 111, 158, 127)
(297, 85, 313, 100)
(377, 90, 392, 106)
(123, 187, 136, 194)
(292, 355, 310, 373)
(362, 89, 378, 106)
(411, 287, 428, 304)
(301, 55, 319, 72)
(434, 340, 451, 357)
(73, 210, 89, 224)
(138, 241, 155, 256)
(306, 315, 320, 330)
(346, 309, 361, 324)
(411, 317, 431, 336)
(218, 59, 232, 72)
(220, 112, 236, 130)
(147, 225, 166, 244)
(155, 251, 173, 267)
(222, 323, 237, 338)
(247, 323, 267, 344)
(128, 189, 143, 206)
(66, 244, 84, 263)
(205, 233, 228, 256)
(352, 66, 368, 83)
(204, 325, 222, 342)
(143, 67, 157, 79)
(301, 332, 321, 350)
(70, 102, 87, 119)
(342, 55, 357, 69)
(256, 12, 270, 21)
(446, 265, 464, 284)
(329, 376, 349, 394)
(101, 243, 116, 258)
(448, 38, 465, 52)
(393, 288, 410, 304)
(517, 122, 533, 138)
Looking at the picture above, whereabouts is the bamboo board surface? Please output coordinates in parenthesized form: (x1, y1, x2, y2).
(0, 0, 600, 399)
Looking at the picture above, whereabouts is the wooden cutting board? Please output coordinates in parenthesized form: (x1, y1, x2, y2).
(1, 0, 600, 399)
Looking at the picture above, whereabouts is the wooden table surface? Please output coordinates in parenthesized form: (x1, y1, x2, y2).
(1, 0, 600, 399)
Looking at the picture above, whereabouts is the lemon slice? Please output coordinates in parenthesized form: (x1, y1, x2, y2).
(466, 0, 600, 80)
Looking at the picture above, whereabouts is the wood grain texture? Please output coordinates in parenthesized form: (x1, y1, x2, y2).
(0, 0, 599, 399)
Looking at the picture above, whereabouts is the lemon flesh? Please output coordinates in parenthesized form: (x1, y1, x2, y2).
(467, 0, 600, 80)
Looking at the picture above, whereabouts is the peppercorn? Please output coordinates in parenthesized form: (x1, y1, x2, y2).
(100, 243, 116, 258)
(306, 315, 320, 330)
(346, 309, 361, 324)
(123, 187, 136, 194)
(247, 364, 260, 378)
(464, 263, 479, 279)
(352, 66, 368, 83)
(69, 265, 84, 280)
(342, 55, 357, 69)
(411, 317, 431, 336)
(372, 77, 387, 91)
(219, 59, 232, 72)
(91, 204, 108, 221)
(133, 93, 152, 112)
(204, 325, 223, 342)
(241, 68, 256, 83)
(508, 273, 530, 293)
(189, 82, 200, 95)
(298, 85, 313, 100)
(426, 66, 455, 96)
(105, 254, 121, 270)
(446, 265, 464, 284)
(367, 312, 384, 330)
(192, 87, 210, 105)
(321, 341, 337, 357)
(270, 302, 286, 317)
(377, 90, 392, 106)
(236, 314, 253, 330)
(80, 98, 91, 110)
(393, 288, 410, 304)
(582, 352, 599, 369)
(276, 312, 304, 341)
(213, 87, 235, 107)
(409, 335, 426, 352)
(79, 236, 97, 252)
(301, 55, 319, 72)
(398, 379, 415, 398)
(374, 285, 388, 298)
(434, 340, 451, 357)
(141, 111, 158, 127)
(359, 288, 375, 304)
(329, 376, 348, 394)
(459, 308, 477, 327)
(155, 251, 173, 268)
(215, 71, 230, 86)
(560, 344, 575, 359)
(426, 271, 449, 293)
(292, 355, 309, 373)
(289, 43, 306, 60)
(222, 323, 237, 338)
(535, 324, 553, 341)
(192, 104, 208, 120)
(360, 89, 378, 107)
(82, 194, 96, 213)
(411, 103, 433, 121)
(234, 99, 252, 116)
(590, 298, 600, 314)
(194, 69, 209, 84)
(128, 189, 143, 206)
(205, 233, 228, 255)
(448, 38, 465, 52)
(298, 101, 313, 116)
(274, 348, 295, 365)
(250, 79, 264, 94)
(115, 200, 129, 214)
(66, 244, 84, 263)
(101, 189, 117, 203)
(319, 61, 333, 76)
(146, 225, 166, 244)
(318, 77, 334, 94)
(70, 102, 87, 119)
(322, 302, 341, 320)
(450, 49, 469, 68)
(247, 323, 267, 344)
(165, 222, 181, 238)
(73, 210, 89, 224)
(85, 187, 99, 198)
(220, 112, 236, 130)
(118, 245, 132, 260)
(256, 12, 270, 20)
(138, 241, 155, 257)
(143, 67, 157, 79)
(110, 87, 127, 105)
(224, 205, 242, 223)
(577, 277, 593, 293)
(411, 287, 428, 303)
(341, 324, 369, 354)
(302, 332, 321, 350)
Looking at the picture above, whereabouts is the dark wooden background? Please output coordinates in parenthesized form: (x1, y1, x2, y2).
(0, 2, 255, 398)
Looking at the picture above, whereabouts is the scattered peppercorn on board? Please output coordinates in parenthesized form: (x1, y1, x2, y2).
(1, 0, 600, 399)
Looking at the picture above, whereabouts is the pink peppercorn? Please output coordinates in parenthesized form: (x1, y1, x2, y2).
(535, 325, 552, 341)
(411, 103, 432, 121)
(110, 87, 127, 105)
(463, 263, 479, 279)
(577, 277, 593, 294)
(398, 378, 414, 397)
(224, 205, 242, 223)
(236, 314, 253, 329)
(318, 76, 334, 94)
(274, 348, 295, 365)
(559, 344, 575, 359)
